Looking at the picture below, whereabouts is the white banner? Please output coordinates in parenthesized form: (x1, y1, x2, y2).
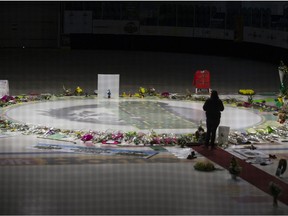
(97, 74, 120, 99)
(0, 80, 9, 97)
(140, 26, 194, 37)
(93, 20, 139, 34)
(193, 28, 234, 40)
(139, 26, 234, 40)
(218, 126, 230, 145)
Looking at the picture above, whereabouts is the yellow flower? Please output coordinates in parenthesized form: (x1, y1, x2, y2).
(239, 89, 255, 95)
(75, 86, 83, 94)
(134, 93, 141, 98)
(139, 87, 146, 94)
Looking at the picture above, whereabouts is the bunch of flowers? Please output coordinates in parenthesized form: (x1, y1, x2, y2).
(75, 86, 83, 95)
(177, 133, 195, 147)
(81, 133, 94, 142)
(121, 92, 133, 97)
(161, 92, 170, 98)
(135, 87, 159, 97)
(100, 130, 124, 143)
(0, 95, 16, 107)
(124, 131, 138, 143)
(124, 130, 177, 145)
(132, 132, 148, 144)
(238, 89, 255, 105)
(62, 85, 86, 96)
(147, 87, 157, 96)
(89, 131, 106, 143)
(148, 130, 159, 145)
(63, 85, 72, 96)
(161, 134, 178, 145)
(150, 136, 161, 145)
(238, 89, 255, 95)
(139, 87, 147, 97)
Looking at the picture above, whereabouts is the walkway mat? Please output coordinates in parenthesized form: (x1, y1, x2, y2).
(38, 134, 77, 144)
(192, 146, 288, 206)
(165, 147, 192, 159)
(34, 143, 158, 159)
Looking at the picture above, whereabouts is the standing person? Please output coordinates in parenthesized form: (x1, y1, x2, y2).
(203, 90, 224, 149)
(107, 89, 111, 99)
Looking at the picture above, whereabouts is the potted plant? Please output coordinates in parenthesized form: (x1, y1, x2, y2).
(269, 181, 282, 207)
(229, 156, 242, 180)
(194, 160, 215, 172)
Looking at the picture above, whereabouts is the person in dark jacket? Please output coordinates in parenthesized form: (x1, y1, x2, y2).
(203, 90, 224, 149)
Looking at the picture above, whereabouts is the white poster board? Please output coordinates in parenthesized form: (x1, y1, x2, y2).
(97, 74, 120, 99)
(0, 80, 9, 97)
(218, 126, 230, 145)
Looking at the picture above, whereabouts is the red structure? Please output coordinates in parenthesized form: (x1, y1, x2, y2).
(193, 70, 211, 93)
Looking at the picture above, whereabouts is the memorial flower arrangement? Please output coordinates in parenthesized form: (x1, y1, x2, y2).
(81, 133, 94, 142)
(0, 83, 287, 147)
(238, 89, 255, 95)
(63, 85, 72, 96)
(0, 117, 194, 146)
(1, 95, 15, 103)
(177, 133, 195, 147)
(161, 92, 170, 98)
(238, 89, 255, 104)
(75, 86, 83, 95)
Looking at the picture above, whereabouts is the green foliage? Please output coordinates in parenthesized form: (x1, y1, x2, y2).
(194, 160, 215, 172)
(177, 133, 195, 147)
(269, 181, 282, 197)
(229, 156, 241, 176)
(279, 61, 288, 96)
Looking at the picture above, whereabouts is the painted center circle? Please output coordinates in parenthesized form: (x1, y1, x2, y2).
(4, 98, 262, 133)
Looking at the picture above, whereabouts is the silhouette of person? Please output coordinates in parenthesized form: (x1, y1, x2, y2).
(203, 90, 224, 149)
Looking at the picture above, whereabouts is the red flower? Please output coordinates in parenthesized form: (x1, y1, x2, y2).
(81, 134, 93, 142)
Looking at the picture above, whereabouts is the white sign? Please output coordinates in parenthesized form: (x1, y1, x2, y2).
(93, 20, 139, 35)
(0, 80, 9, 97)
(218, 126, 230, 145)
(97, 74, 120, 99)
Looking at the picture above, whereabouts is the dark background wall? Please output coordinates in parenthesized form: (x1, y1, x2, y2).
(1, 1, 288, 63)
(0, 2, 60, 48)
(69, 34, 288, 64)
